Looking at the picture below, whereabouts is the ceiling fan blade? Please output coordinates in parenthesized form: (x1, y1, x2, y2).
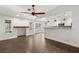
(20, 5, 45, 16)
(34, 12, 45, 15)
(21, 12, 31, 14)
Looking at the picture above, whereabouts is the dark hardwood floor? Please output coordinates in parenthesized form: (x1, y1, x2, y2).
(0, 33, 79, 53)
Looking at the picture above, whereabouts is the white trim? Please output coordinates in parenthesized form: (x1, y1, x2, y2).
(0, 36, 17, 41)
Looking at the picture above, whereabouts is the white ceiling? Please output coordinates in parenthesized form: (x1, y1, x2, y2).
(0, 5, 59, 19)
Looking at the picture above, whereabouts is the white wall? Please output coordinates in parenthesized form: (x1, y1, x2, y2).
(0, 16, 17, 40)
(26, 21, 35, 36)
(0, 16, 30, 40)
(26, 20, 45, 36)
(0, 15, 45, 40)
(34, 21, 45, 33)
(45, 5, 79, 48)
(0, 18, 2, 39)
(46, 20, 58, 27)
(13, 18, 29, 26)
(46, 11, 72, 27)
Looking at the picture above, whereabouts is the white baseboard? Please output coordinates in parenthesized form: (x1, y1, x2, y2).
(0, 36, 17, 41)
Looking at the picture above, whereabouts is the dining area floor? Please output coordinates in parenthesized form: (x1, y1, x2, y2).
(0, 33, 78, 53)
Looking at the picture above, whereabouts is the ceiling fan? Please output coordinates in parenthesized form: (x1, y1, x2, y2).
(21, 5, 45, 16)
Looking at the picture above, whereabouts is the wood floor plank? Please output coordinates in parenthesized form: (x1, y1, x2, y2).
(0, 33, 78, 53)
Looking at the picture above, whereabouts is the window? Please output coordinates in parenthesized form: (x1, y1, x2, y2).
(5, 20, 12, 33)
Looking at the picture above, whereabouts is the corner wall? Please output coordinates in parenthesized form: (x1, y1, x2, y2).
(45, 5, 79, 47)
